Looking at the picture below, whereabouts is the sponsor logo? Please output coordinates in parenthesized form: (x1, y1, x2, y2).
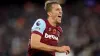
(44, 33, 58, 40)
(36, 21, 40, 26)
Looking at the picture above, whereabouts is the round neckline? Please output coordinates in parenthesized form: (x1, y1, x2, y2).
(46, 20, 57, 28)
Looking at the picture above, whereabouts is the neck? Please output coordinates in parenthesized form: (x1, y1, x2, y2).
(47, 17, 56, 27)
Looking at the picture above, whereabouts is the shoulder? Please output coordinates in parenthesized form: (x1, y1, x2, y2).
(31, 18, 46, 30)
(35, 19, 46, 25)
(31, 18, 46, 34)
(33, 18, 46, 27)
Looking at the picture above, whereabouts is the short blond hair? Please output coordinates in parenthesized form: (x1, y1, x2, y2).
(44, 0, 59, 12)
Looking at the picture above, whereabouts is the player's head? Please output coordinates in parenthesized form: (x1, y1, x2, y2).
(44, 1, 63, 24)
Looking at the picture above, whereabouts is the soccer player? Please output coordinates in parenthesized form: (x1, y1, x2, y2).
(28, 1, 70, 56)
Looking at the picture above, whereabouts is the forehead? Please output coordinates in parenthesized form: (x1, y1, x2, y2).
(51, 4, 62, 9)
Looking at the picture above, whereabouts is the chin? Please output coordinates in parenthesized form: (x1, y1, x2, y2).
(58, 19, 61, 24)
(58, 20, 61, 23)
(57, 21, 61, 25)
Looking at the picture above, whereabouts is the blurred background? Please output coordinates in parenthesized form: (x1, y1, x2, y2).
(0, 0, 100, 56)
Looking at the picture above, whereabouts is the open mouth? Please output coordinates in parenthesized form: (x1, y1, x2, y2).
(58, 16, 62, 18)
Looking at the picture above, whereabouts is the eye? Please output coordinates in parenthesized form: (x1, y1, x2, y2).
(56, 8, 62, 12)
(56, 8, 59, 11)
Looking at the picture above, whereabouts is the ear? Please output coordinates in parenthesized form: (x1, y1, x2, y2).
(47, 12, 52, 17)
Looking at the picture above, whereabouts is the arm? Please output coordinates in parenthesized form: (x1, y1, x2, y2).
(30, 34, 70, 53)
(30, 33, 59, 52)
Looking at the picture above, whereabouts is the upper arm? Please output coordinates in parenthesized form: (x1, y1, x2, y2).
(31, 34, 41, 44)
(31, 19, 46, 42)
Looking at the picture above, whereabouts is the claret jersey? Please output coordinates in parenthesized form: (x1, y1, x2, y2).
(28, 19, 63, 56)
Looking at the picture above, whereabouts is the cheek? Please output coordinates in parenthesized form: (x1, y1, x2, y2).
(52, 11, 58, 16)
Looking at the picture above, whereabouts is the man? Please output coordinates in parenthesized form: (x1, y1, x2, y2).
(28, 1, 70, 56)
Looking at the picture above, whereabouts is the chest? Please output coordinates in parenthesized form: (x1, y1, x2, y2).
(40, 26, 61, 46)
(44, 27, 61, 41)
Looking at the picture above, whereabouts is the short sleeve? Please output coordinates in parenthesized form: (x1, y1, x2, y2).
(31, 19, 46, 36)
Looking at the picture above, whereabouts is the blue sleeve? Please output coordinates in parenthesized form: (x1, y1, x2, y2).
(31, 19, 46, 35)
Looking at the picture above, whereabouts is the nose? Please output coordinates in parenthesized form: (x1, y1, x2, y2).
(59, 10, 62, 14)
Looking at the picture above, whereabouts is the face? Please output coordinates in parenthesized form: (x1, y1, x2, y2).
(48, 4, 63, 24)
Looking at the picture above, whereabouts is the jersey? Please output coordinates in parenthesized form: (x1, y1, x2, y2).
(28, 19, 63, 56)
